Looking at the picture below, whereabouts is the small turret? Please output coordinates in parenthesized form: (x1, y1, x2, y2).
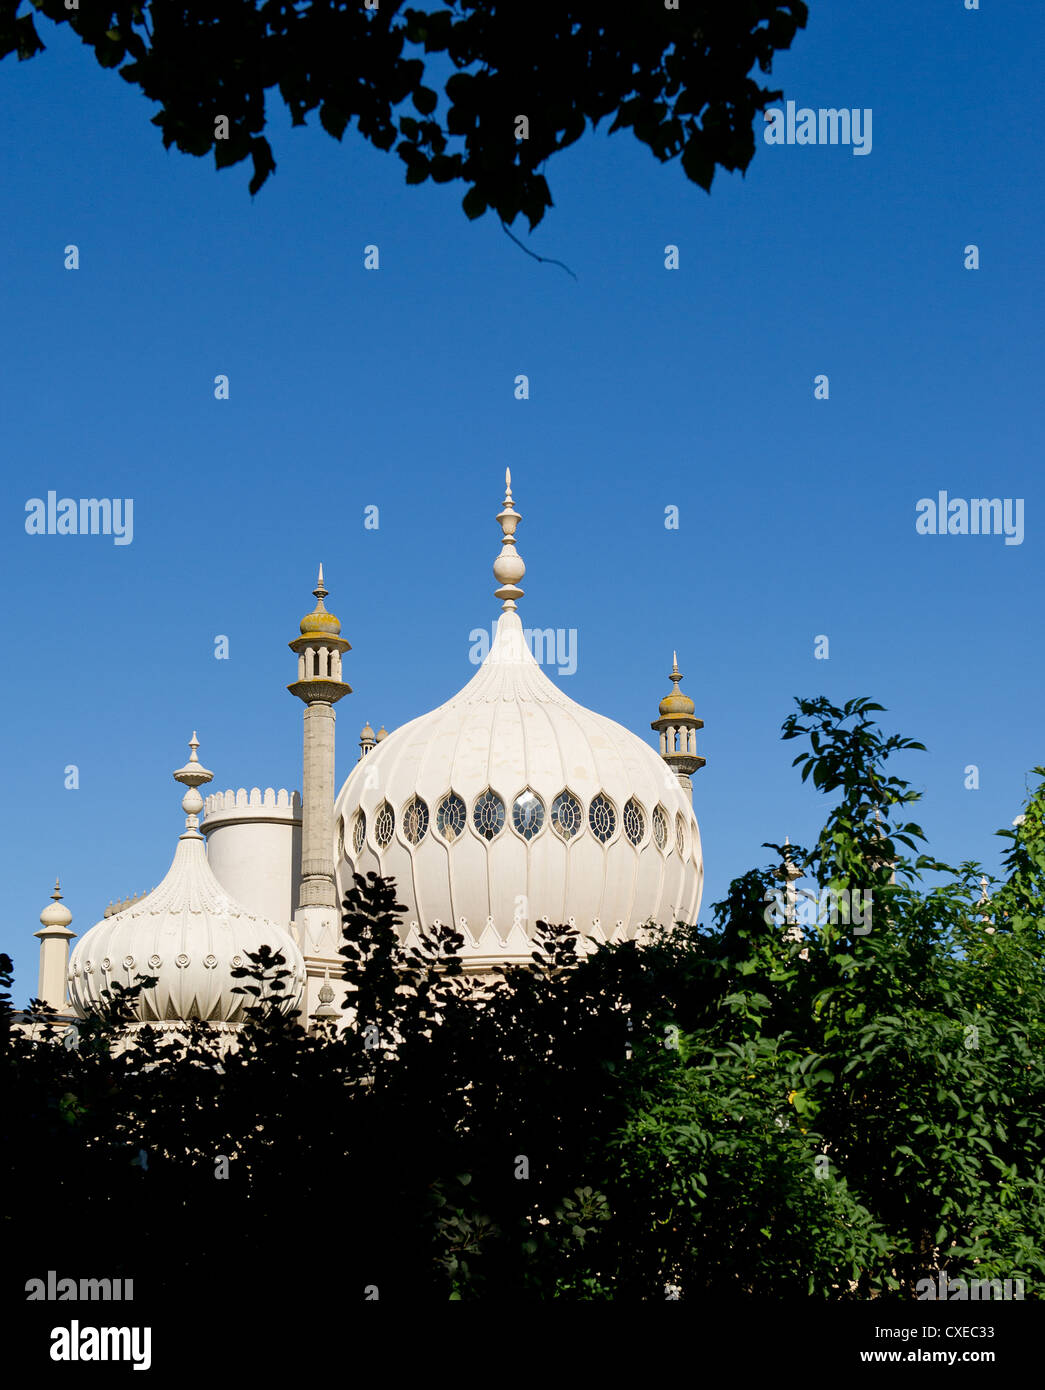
(34, 879, 75, 1012)
(650, 653, 705, 801)
(358, 722, 376, 760)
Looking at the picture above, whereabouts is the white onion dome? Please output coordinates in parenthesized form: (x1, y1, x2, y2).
(333, 471, 703, 969)
(39, 879, 73, 930)
(68, 735, 306, 1027)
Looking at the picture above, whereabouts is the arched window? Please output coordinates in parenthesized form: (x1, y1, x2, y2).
(352, 810, 366, 855)
(652, 805, 669, 852)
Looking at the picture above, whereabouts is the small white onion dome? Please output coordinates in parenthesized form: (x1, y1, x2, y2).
(68, 735, 306, 1027)
(333, 471, 702, 969)
(38, 879, 73, 931)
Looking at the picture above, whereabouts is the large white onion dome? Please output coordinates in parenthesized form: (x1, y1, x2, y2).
(333, 471, 703, 970)
(68, 735, 306, 1029)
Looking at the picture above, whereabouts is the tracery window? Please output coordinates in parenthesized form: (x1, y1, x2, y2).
(589, 793, 616, 844)
(551, 790, 582, 841)
(652, 805, 669, 852)
(403, 796, 429, 845)
(436, 792, 466, 842)
(352, 810, 366, 855)
(473, 788, 506, 841)
(512, 789, 545, 841)
(375, 801, 395, 849)
(675, 812, 686, 858)
(623, 798, 645, 846)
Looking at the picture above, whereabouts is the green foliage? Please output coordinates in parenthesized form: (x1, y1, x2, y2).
(0, 2, 809, 222)
(3, 697, 1044, 1300)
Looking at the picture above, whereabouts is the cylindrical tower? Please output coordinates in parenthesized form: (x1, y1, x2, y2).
(202, 788, 302, 926)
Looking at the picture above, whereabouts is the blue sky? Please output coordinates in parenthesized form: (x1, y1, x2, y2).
(3, 2, 1042, 1001)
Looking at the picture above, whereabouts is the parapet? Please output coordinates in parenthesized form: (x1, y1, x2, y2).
(202, 788, 302, 828)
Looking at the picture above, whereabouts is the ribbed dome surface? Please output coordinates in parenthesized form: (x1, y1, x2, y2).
(69, 829, 306, 1026)
(334, 610, 702, 968)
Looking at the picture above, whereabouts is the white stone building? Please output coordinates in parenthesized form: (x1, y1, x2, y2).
(26, 473, 705, 1036)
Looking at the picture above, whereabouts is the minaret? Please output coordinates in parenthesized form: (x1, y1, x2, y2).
(358, 722, 376, 761)
(775, 837, 804, 944)
(650, 653, 705, 802)
(287, 566, 351, 975)
(34, 879, 75, 1013)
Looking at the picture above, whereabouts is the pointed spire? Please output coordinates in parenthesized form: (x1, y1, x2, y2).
(314, 564, 327, 603)
(493, 468, 526, 611)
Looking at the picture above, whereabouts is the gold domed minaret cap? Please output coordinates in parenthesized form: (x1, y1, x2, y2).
(658, 651, 696, 717)
(299, 564, 342, 638)
(493, 468, 525, 611)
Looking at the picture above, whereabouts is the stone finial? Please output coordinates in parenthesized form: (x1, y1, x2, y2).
(310, 968, 339, 1032)
(174, 733, 214, 835)
(493, 467, 525, 611)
